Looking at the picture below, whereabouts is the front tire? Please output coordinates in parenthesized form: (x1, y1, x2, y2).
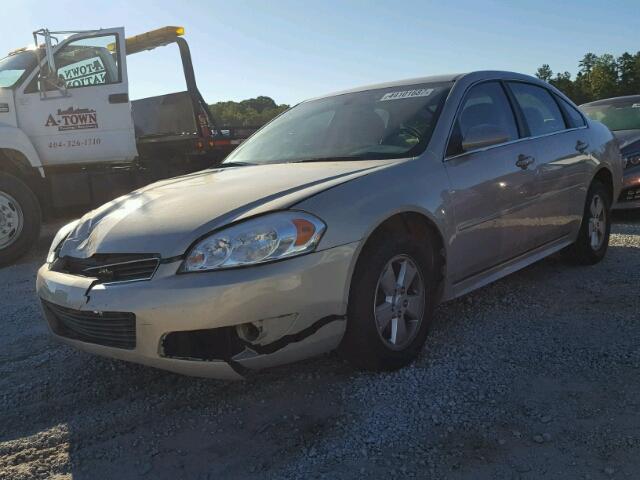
(563, 180, 611, 265)
(340, 233, 437, 371)
(0, 173, 41, 267)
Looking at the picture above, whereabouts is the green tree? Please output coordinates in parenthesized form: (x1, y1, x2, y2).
(618, 51, 640, 95)
(536, 64, 553, 82)
(589, 54, 619, 99)
(535, 50, 640, 104)
(209, 96, 289, 127)
(579, 53, 598, 75)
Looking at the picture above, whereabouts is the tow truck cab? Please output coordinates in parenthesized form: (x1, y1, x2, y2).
(0, 26, 257, 265)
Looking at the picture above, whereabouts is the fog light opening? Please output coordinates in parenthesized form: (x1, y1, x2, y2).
(237, 322, 261, 343)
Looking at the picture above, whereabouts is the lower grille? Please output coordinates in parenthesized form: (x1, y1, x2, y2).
(42, 300, 136, 350)
(619, 187, 640, 203)
(51, 254, 160, 284)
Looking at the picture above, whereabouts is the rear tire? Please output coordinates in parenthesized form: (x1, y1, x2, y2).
(340, 232, 438, 371)
(563, 180, 611, 265)
(0, 173, 41, 267)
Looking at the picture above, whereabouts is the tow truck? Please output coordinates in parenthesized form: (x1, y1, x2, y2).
(0, 26, 257, 265)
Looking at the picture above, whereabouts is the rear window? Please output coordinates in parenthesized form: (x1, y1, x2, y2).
(508, 82, 566, 136)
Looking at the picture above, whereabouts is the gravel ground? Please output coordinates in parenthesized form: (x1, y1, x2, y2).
(1, 213, 639, 480)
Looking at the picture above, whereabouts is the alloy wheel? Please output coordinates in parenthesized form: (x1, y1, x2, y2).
(587, 194, 606, 251)
(373, 254, 426, 350)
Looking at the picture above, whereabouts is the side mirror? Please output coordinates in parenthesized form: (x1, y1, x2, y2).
(461, 124, 509, 152)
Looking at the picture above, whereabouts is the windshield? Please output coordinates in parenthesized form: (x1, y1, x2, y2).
(0, 51, 37, 88)
(581, 98, 640, 131)
(223, 82, 451, 165)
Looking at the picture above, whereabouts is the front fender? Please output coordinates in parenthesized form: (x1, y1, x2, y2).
(0, 125, 43, 170)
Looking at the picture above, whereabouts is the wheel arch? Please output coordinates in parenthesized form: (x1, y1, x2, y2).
(0, 148, 46, 212)
(592, 167, 614, 205)
(0, 126, 43, 170)
(346, 210, 448, 307)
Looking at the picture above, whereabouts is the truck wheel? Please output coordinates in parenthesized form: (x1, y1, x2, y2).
(0, 173, 41, 266)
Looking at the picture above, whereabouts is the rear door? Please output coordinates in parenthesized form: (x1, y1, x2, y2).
(445, 81, 539, 282)
(506, 82, 589, 243)
(15, 28, 137, 166)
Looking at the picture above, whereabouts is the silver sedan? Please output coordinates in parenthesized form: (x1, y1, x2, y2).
(37, 71, 623, 379)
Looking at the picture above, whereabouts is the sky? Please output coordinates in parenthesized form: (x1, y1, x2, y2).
(2, 0, 639, 105)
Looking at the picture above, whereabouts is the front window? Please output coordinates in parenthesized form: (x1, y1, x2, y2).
(581, 98, 640, 132)
(0, 51, 37, 88)
(223, 82, 451, 165)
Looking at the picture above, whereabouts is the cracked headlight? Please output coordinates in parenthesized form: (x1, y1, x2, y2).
(181, 211, 326, 272)
(46, 220, 79, 264)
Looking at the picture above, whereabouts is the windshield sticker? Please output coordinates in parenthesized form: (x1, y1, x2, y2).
(632, 103, 640, 108)
(58, 57, 106, 88)
(379, 88, 434, 102)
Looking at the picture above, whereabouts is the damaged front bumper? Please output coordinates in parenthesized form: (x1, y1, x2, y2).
(36, 242, 359, 379)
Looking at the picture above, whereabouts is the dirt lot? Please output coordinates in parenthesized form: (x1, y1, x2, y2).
(1, 214, 639, 480)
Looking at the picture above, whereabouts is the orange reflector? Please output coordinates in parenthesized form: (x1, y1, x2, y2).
(292, 219, 316, 246)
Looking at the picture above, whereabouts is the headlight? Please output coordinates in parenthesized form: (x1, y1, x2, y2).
(47, 220, 79, 263)
(624, 153, 640, 169)
(181, 211, 326, 272)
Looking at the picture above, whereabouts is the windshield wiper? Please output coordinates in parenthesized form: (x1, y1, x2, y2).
(217, 161, 255, 168)
(289, 155, 371, 163)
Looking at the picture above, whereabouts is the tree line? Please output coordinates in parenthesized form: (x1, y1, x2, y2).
(209, 53, 640, 127)
(536, 51, 640, 104)
(209, 95, 289, 127)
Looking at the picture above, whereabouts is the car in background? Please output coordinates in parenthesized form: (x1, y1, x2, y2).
(37, 71, 622, 379)
(581, 95, 640, 209)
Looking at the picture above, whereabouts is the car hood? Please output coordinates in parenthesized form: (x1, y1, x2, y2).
(612, 129, 640, 155)
(58, 160, 397, 259)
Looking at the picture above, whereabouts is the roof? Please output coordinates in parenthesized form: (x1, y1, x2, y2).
(304, 73, 465, 102)
(304, 70, 548, 103)
(581, 94, 640, 107)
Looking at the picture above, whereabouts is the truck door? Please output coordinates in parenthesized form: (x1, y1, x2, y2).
(15, 28, 137, 166)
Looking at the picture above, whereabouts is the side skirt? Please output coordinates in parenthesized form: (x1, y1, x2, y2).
(446, 234, 573, 300)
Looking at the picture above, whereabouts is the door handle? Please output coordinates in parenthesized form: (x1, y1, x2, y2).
(516, 154, 535, 170)
(108, 93, 129, 104)
(575, 140, 589, 153)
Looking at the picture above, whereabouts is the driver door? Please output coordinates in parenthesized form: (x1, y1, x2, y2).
(15, 27, 137, 166)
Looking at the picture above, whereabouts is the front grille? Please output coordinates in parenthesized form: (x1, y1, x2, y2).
(619, 187, 640, 203)
(42, 300, 136, 350)
(52, 254, 160, 284)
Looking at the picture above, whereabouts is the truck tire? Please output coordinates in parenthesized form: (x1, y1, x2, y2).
(0, 172, 41, 266)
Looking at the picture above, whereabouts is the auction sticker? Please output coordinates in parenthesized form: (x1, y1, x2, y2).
(379, 88, 434, 101)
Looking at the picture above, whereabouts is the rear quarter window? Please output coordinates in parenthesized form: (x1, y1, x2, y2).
(557, 96, 586, 128)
